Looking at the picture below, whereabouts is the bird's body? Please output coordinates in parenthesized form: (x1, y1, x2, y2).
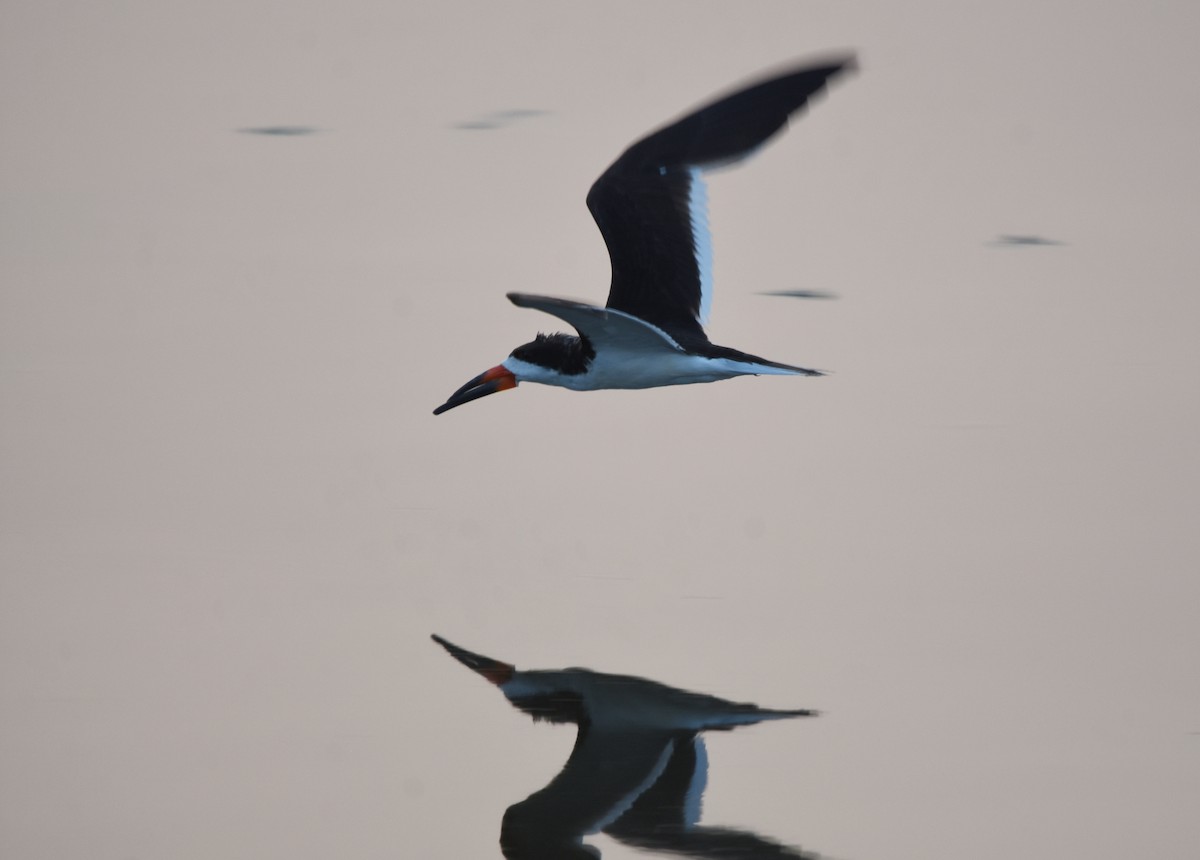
(431, 634, 820, 859)
(501, 298, 805, 392)
(433, 56, 855, 415)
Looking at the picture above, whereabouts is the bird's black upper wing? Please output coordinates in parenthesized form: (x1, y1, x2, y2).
(586, 56, 855, 347)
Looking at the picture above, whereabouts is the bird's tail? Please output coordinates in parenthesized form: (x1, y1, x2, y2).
(702, 704, 819, 731)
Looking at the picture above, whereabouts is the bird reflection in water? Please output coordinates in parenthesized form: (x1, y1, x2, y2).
(432, 634, 826, 859)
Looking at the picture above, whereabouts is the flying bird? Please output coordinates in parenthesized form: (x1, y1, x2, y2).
(431, 634, 820, 859)
(433, 56, 855, 415)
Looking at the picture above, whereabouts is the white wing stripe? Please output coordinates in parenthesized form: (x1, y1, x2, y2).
(688, 167, 714, 327)
(683, 736, 708, 827)
(587, 739, 676, 834)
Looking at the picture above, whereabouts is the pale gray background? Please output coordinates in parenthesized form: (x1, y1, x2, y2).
(3, 2, 1198, 859)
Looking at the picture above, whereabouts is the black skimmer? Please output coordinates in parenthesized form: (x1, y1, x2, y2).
(431, 634, 820, 859)
(432, 56, 856, 415)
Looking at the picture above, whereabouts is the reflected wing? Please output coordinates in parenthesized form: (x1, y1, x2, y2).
(501, 727, 676, 857)
(605, 734, 708, 835)
(586, 58, 855, 343)
(606, 735, 825, 859)
(507, 293, 684, 352)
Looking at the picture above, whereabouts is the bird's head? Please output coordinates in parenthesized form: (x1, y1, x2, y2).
(431, 361, 518, 415)
(431, 333, 592, 414)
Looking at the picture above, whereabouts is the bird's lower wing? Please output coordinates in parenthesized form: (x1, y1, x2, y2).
(507, 293, 685, 352)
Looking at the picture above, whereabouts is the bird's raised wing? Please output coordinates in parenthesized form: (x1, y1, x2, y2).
(585, 57, 855, 345)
